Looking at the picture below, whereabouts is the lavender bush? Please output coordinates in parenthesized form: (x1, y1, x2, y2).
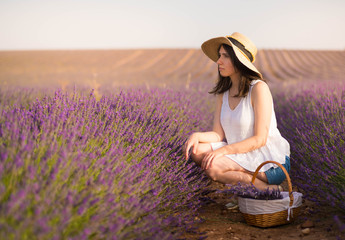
(0, 86, 214, 239)
(3, 77, 344, 238)
(219, 183, 283, 200)
(274, 80, 345, 213)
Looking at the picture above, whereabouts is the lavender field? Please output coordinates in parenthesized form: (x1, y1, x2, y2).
(274, 80, 345, 228)
(0, 83, 220, 239)
(1, 49, 345, 238)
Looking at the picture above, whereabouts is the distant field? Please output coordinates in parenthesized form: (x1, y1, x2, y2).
(1, 49, 344, 91)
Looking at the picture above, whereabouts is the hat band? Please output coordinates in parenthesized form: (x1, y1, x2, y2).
(228, 37, 254, 62)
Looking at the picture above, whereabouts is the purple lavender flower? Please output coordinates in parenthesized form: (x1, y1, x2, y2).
(0, 87, 212, 239)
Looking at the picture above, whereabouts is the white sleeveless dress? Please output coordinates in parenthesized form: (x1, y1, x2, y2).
(210, 80, 290, 172)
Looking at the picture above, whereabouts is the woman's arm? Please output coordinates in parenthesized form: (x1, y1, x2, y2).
(217, 81, 272, 155)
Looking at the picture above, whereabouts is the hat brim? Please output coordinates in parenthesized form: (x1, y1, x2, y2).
(201, 37, 262, 78)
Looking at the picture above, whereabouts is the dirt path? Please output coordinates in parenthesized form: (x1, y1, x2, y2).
(183, 182, 343, 240)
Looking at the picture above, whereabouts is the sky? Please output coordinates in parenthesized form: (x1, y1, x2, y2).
(0, 0, 345, 50)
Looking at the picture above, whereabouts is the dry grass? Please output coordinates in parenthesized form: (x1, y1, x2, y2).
(0, 49, 344, 91)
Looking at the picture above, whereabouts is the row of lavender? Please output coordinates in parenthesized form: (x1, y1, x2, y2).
(0, 84, 213, 239)
(2, 78, 344, 238)
(273, 80, 345, 219)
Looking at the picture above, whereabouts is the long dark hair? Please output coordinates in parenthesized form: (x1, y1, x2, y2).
(208, 44, 264, 97)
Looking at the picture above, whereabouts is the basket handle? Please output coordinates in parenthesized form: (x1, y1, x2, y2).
(251, 160, 294, 207)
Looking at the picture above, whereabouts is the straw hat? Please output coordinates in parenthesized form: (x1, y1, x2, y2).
(201, 32, 262, 78)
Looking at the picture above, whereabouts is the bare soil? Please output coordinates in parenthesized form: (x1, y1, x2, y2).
(183, 182, 343, 240)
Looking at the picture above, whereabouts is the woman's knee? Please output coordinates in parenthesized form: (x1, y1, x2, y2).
(205, 166, 221, 181)
(190, 143, 212, 163)
(190, 151, 203, 163)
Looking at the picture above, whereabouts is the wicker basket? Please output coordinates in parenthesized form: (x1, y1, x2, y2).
(239, 160, 302, 228)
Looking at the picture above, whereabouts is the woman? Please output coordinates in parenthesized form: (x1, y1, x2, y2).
(183, 32, 290, 192)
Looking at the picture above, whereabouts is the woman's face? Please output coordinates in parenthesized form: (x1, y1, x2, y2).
(217, 45, 237, 77)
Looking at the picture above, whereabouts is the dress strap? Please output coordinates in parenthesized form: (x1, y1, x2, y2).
(250, 79, 263, 86)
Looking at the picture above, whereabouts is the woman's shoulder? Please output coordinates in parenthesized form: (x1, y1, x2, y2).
(251, 80, 269, 90)
(250, 79, 266, 86)
(251, 80, 271, 98)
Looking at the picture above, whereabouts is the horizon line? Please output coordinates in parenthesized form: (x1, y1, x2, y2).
(1, 47, 344, 52)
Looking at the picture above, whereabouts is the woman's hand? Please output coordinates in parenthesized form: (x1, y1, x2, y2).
(201, 148, 224, 170)
(183, 133, 200, 160)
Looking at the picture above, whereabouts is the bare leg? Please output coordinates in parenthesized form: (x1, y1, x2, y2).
(189, 145, 278, 190)
(190, 143, 212, 165)
(204, 156, 279, 191)
(213, 170, 278, 191)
